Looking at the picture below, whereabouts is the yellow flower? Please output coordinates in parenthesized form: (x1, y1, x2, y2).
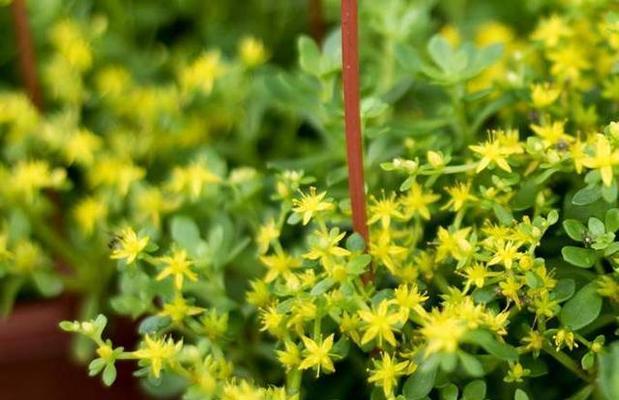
(157, 249, 198, 289)
(260, 306, 285, 337)
(401, 182, 440, 220)
(260, 249, 301, 283)
(159, 295, 203, 324)
(554, 329, 578, 352)
(10, 160, 66, 202)
(420, 310, 466, 355)
(303, 227, 350, 269)
(276, 340, 301, 371)
(470, 136, 514, 173)
(488, 241, 520, 270)
(358, 300, 401, 347)
(368, 353, 410, 397)
(299, 334, 336, 376)
(393, 284, 428, 320)
(135, 187, 179, 227)
(368, 229, 407, 273)
(64, 128, 102, 166)
(426, 150, 445, 168)
(292, 187, 335, 225)
(531, 15, 572, 47)
(462, 263, 498, 290)
(50, 19, 92, 72)
(435, 227, 473, 262)
(547, 44, 590, 83)
(256, 219, 280, 254)
(89, 157, 145, 196)
(238, 36, 268, 67)
(179, 51, 225, 94)
(499, 275, 522, 307)
(442, 181, 477, 212)
(132, 335, 181, 378)
(167, 162, 221, 200)
(504, 362, 529, 383)
(531, 82, 561, 108)
(368, 192, 404, 228)
(11, 241, 46, 274)
(531, 120, 572, 148)
(522, 330, 544, 354)
(582, 134, 619, 186)
(110, 227, 149, 265)
(73, 196, 108, 235)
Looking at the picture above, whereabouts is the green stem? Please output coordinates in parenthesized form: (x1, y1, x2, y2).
(30, 215, 84, 272)
(286, 369, 302, 399)
(542, 344, 591, 382)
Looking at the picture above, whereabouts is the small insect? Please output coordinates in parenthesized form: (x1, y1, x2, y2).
(554, 140, 570, 152)
(583, 233, 593, 248)
(106, 231, 124, 250)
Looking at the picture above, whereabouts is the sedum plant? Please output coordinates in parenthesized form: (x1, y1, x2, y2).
(62, 3, 619, 399)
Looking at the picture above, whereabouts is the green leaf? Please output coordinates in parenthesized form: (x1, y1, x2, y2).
(572, 186, 602, 206)
(310, 278, 335, 296)
(439, 384, 458, 400)
(599, 341, 619, 400)
(138, 315, 172, 335)
(493, 204, 513, 226)
(588, 217, 606, 236)
(559, 282, 603, 330)
(347, 254, 372, 275)
(525, 271, 543, 289)
(33, 272, 63, 297)
(402, 361, 438, 400)
(561, 246, 597, 268)
(605, 209, 619, 232)
(581, 352, 595, 370)
(463, 380, 487, 400)
(88, 358, 106, 376)
(458, 351, 485, 377)
(427, 35, 455, 73)
(462, 330, 518, 361)
(346, 232, 366, 252)
(102, 363, 117, 386)
(550, 279, 576, 303)
(170, 216, 201, 253)
(514, 389, 529, 400)
(563, 220, 586, 241)
(298, 36, 321, 75)
(395, 43, 421, 73)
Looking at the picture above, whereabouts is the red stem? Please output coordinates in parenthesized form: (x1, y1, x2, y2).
(341, 1, 369, 246)
(10, 0, 43, 110)
(309, 0, 325, 43)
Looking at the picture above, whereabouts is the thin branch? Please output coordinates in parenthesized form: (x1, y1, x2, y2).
(341, 0, 371, 283)
(309, 0, 325, 43)
(10, 0, 43, 110)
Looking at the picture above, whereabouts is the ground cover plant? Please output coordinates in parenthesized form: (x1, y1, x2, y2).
(1, 0, 618, 399)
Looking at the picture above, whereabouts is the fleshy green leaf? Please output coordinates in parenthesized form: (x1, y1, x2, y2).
(563, 220, 586, 241)
(599, 341, 619, 400)
(559, 282, 603, 330)
(605, 209, 619, 232)
(572, 186, 602, 206)
(402, 360, 438, 400)
(561, 246, 597, 268)
(462, 330, 518, 361)
(463, 380, 487, 400)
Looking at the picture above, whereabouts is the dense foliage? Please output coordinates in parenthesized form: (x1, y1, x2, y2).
(1, 0, 618, 399)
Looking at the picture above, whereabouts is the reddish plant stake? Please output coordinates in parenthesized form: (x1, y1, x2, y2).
(309, 0, 325, 43)
(341, 0, 371, 284)
(11, 0, 43, 110)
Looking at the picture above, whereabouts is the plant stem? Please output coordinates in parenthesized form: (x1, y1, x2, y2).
(542, 344, 591, 382)
(341, 0, 370, 257)
(10, 0, 42, 109)
(309, 0, 325, 43)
